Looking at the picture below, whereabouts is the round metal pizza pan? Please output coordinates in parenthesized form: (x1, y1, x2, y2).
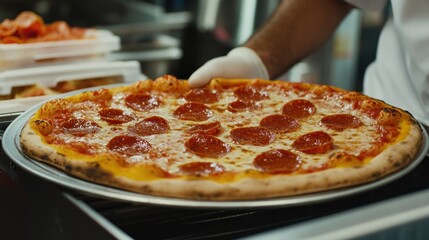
(3, 101, 429, 209)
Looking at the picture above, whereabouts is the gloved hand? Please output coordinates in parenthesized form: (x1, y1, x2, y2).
(188, 47, 270, 88)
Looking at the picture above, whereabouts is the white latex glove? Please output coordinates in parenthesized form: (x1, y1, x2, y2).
(188, 47, 269, 88)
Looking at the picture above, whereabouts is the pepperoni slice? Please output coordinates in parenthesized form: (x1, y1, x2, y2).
(186, 121, 222, 136)
(128, 116, 169, 136)
(99, 108, 134, 124)
(174, 102, 213, 121)
(260, 114, 300, 133)
(254, 149, 301, 174)
(107, 135, 152, 156)
(125, 93, 161, 112)
(0, 19, 17, 37)
(184, 88, 220, 104)
(321, 114, 362, 130)
(185, 134, 231, 158)
(60, 118, 100, 137)
(230, 127, 275, 146)
(282, 99, 316, 118)
(31, 119, 53, 136)
(376, 108, 402, 125)
(234, 85, 269, 101)
(227, 100, 262, 112)
(15, 11, 45, 38)
(179, 162, 226, 176)
(292, 131, 333, 154)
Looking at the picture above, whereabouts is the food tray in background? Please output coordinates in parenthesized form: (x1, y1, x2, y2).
(0, 29, 120, 71)
(0, 61, 145, 114)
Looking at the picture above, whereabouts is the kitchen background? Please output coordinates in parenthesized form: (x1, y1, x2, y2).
(0, 0, 388, 91)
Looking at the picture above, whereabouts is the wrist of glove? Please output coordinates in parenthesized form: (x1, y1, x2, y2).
(188, 47, 269, 88)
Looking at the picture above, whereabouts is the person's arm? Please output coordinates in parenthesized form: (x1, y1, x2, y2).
(189, 0, 353, 87)
(246, 0, 353, 78)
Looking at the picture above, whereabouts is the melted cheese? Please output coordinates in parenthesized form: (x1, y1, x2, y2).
(31, 81, 410, 182)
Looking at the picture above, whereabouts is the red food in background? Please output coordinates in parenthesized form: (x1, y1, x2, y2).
(0, 11, 88, 44)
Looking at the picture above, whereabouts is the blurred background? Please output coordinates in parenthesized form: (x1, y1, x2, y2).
(0, 0, 389, 91)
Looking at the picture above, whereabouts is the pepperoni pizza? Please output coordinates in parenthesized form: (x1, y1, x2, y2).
(20, 75, 423, 200)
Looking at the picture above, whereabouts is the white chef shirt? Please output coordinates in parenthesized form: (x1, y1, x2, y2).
(345, 0, 429, 121)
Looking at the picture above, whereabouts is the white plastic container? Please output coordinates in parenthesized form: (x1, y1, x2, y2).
(0, 61, 145, 114)
(0, 30, 120, 71)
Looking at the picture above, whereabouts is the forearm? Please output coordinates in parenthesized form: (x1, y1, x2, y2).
(245, 0, 353, 78)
